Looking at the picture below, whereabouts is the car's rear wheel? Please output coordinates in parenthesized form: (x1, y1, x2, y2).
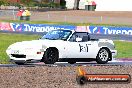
(43, 48, 58, 64)
(96, 48, 110, 64)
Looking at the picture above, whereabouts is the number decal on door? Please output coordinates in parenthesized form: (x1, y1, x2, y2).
(79, 44, 88, 52)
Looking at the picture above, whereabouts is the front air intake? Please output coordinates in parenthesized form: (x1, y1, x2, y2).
(11, 54, 26, 58)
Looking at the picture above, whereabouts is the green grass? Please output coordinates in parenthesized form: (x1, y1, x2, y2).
(2, 20, 132, 27)
(114, 41, 132, 58)
(0, 33, 132, 64)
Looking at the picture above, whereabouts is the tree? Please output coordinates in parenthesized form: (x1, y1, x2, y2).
(60, 0, 66, 9)
(20, 0, 34, 7)
(0, 0, 7, 6)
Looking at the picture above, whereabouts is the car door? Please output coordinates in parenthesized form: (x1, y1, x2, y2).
(79, 41, 99, 58)
(66, 41, 98, 58)
(65, 41, 83, 58)
(65, 32, 99, 58)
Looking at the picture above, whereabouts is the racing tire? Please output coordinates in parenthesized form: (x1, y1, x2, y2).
(96, 48, 110, 64)
(43, 48, 58, 64)
(76, 76, 87, 85)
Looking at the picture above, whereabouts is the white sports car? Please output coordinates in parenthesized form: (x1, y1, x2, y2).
(6, 29, 117, 65)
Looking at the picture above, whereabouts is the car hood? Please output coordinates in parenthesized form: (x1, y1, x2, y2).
(7, 39, 64, 50)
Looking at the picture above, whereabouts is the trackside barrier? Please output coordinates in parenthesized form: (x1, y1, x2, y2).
(0, 22, 132, 36)
(76, 26, 132, 35)
(0, 22, 76, 33)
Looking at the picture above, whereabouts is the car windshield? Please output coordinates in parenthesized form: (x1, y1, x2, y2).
(41, 30, 72, 40)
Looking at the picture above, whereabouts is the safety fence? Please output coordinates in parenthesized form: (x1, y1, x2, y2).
(1, 10, 132, 25)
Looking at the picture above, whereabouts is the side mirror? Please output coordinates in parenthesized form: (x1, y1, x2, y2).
(76, 38, 82, 42)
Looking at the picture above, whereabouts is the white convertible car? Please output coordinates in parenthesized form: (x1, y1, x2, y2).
(6, 29, 117, 65)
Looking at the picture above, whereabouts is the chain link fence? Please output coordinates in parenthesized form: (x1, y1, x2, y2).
(1, 10, 132, 25)
(0, 10, 17, 20)
(30, 11, 132, 25)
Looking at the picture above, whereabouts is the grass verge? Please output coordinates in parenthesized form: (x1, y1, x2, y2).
(0, 33, 131, 64)
(114, 41, 132, 58)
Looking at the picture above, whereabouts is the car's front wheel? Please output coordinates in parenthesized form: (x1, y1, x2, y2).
(96, 48, 110, 64)
(43, 48, 58, 64)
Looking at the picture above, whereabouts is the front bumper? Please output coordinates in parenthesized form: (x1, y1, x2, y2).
(10, 59, 41, 63)
(111, 50, 117, 57)
(6, 48, 44, 61)
(7, 53, 44, 61)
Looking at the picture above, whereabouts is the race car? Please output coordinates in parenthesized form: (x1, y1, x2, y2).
(6, 29, 117, 65)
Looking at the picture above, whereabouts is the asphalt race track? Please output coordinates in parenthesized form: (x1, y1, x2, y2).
(0, 58, 132, 67)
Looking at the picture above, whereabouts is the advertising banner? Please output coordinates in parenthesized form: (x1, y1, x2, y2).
(89, 26, 132, 35)
(0, 22, 132, 35)
(11, 23, 76, 32)
(0, 22, 76, 32)
(76, 26, 132, 35)
(0, 22, 13, 31)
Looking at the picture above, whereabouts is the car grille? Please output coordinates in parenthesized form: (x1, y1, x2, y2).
(11, 54, 26, 58)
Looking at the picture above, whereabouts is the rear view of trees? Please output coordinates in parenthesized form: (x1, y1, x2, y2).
(0, 0, 8, 6)
(0, 0, 67, 10)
